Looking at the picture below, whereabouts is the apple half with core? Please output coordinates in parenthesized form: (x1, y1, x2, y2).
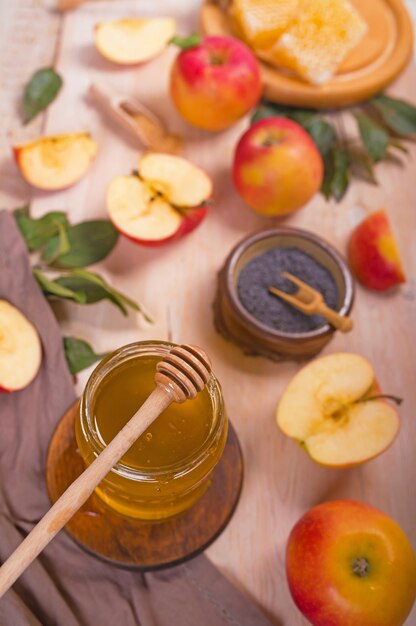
(286, 500, 416, 626)
(107, 153, 212, 246)
(95, 18, 176, 64)
(13, 133, 97, 191)
(348, 210, 406, 291)
(233, 117, 323, 216)
(276, 353, 400, 467)
(0, 300, 42, 392)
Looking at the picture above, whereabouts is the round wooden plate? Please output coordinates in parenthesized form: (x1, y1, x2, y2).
(200, 0, 413, 108)
(46, 402, 244, 570)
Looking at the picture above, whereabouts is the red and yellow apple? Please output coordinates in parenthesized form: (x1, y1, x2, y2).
(233, 117, 323, 216)
(170, 35, 261, 131)
(286, 500, 416, 626)
(13, 133, 97, 191)
(107, 153, 212, 246)
(276, 352, 400, 467)
(348, 210, 406, 291)
(94, 17, 176, 65)
(0, 300, 42, 392)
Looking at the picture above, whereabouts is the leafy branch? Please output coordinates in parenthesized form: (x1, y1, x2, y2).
(14, 207, 152, 374)
(251, 94, 416, 201)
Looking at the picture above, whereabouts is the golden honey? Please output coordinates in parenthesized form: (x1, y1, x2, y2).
(76, 342, 227, 521)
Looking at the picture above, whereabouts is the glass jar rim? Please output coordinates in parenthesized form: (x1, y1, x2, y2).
(79, 340, 226, 480)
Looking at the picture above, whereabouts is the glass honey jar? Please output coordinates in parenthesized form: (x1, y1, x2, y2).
(76, 341, 227, 521)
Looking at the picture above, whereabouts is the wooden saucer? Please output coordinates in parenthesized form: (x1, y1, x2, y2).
(200, 0, 413, 108)
(46, 402, 244, 570)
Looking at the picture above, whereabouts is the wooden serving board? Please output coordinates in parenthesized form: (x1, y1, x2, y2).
(1, 1, 416, 624)
(46, 402, 244, 570)
(200, 0, 414, 108)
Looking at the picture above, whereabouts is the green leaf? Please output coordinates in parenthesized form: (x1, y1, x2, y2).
(331, 148, 350, 201)
(42, 221, 70, 263)
(22, 67, 63, 124)
(251, 103, 315, 126)
(56, 274, 128, 314)
(321, 147, 350, 201)
(321, 152, 334, 200)
(63, 336, 107, 375)
(58, 268, 152, 321)
(354, 112, 389, 162)
(372, 94, 416, 135)
(349, 149, 377, 184)
(303, 118, 337, 157)
(42, 220, 119, 268)
(33, 269, 86, 303)
(14, 206, 69, 252)
(170, 34, 201, 50)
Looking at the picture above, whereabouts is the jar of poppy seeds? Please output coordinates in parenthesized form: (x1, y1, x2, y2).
(214, 228, 355, 361)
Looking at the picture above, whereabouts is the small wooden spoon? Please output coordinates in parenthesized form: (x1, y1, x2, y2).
(89, 82, 182, 154)
(269, 272, 353, 333)
(0, 344, 211, 598)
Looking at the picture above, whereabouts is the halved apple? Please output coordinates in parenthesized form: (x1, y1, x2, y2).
(107, 153, 212, 247)
(276, 353, 400, 468)
(13, 133, 97, 191)
(95, 17, 176, 64)
(0, 300, 42, 392)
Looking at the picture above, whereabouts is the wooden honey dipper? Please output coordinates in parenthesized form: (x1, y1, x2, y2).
(0, 344, 211, 598)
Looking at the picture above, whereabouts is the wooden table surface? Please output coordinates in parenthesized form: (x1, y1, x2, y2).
(1, 2, 415, 625)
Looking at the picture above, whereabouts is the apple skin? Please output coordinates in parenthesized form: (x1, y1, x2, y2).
(286, 500, 416, 626)
(170, 35, 261, 131)
(112, 204, 208, 248)
(348, 210, 406, 291)
(233, 117, 323, 216)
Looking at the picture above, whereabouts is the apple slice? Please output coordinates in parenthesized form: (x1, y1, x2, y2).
(95, 18, 176, 64)
(107, 175, 182, 241)
(139, 153, 212, 207)
(276, 353, 399, 467)
(0, 300, 42, 392)
(107, 153, 211, 246)
(348, 210, 406, 291)
(13, 133, 97, 191)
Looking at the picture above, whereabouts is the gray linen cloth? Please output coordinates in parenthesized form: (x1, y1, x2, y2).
(0, 210, 273, 626)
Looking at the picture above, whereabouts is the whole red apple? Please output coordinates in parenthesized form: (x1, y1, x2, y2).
(170, 35, 261, 131)
(348, 210, 406, 291)
(233, 117, 323, 216)
(286, 500, 416, 626)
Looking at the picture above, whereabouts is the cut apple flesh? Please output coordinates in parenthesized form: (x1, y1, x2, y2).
(95, 18, 176, 64)
(276, 353, 399, 467)
(107, 176, 182, 241)
(14, 133, 97, 191)
(139, 153, 212, 207)
(0, 300, 42, 391)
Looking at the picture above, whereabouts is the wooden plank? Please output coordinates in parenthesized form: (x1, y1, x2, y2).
(0, 0, 61, 207)
(1, 1, 416, 624)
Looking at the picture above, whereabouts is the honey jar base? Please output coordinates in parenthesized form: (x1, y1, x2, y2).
(46, 401, 244, 570)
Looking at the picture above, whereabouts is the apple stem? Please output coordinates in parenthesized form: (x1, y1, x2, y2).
(352, 557, 370, 578)
(262, 136, 282, 147)
(357, 394, 403, 406)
